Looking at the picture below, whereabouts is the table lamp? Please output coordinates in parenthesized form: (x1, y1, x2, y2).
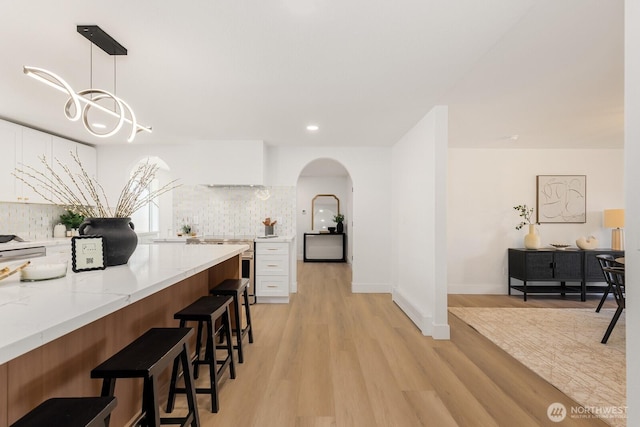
(603, 209, 625, 250)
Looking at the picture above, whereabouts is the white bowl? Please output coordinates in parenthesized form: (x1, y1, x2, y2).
(20, 263, 68, 281)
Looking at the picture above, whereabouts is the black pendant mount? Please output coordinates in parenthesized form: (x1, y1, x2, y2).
(77, 25, 127, 56)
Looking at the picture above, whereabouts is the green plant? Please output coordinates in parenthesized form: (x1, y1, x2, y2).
(513, 204, 536, 230)
(59, 210, 85, 229)
(182, 224, 192, 234)
(333, 213, 345, 223)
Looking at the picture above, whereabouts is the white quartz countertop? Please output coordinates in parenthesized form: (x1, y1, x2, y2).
(0, 243, 248, 364)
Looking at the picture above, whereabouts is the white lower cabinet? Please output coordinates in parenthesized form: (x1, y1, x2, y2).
(255, 240, 291, 303)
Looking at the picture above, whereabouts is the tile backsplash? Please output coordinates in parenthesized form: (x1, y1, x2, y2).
(0, 185, 296, 241)
(172, 185, 296, 237)
(0, 203, 66, 240)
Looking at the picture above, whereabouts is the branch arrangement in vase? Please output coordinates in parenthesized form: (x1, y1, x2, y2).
(513, 204, 538, 230)
(12, 151, 180, 218)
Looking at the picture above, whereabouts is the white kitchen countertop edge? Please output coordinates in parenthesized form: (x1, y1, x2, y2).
(0, 243, 248, 364)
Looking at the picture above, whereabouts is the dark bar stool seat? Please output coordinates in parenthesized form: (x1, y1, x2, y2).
(166, 295, 235, 413)
(91, 328, 199, 427)
(210, 278, 254, 363)
(10, 396, 117, 427)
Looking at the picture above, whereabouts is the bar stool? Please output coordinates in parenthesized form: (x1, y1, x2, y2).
(210, 278, 254, 363)
(10, 396, 117, 427)
(91, 328, 199, 427)
(166, 295, 235, 413)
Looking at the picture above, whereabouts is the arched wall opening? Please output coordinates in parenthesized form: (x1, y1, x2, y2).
(296, 158, 353, 264)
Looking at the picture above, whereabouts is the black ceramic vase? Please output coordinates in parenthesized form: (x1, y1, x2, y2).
(336, 221, 344, 234)
(79, 218, 138, 266)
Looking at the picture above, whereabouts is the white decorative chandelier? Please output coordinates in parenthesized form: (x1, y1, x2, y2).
(23, 25, 151, 143)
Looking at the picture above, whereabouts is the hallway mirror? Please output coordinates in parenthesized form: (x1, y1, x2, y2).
(312, 194, 340, 231)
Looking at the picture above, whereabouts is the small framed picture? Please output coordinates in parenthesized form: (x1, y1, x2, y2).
(71, 235, 106, 272)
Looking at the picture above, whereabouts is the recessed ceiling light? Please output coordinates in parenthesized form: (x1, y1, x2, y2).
(306, 124, 319, 131)
(510, 134, 520, 141)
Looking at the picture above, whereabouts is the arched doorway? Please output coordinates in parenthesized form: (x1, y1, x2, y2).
(296, 158, 353, 266)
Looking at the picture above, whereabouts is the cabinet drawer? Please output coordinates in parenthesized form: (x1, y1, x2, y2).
(256, 254, 289, 275)
(256, 276, 288, 296)
(255, 242, 288, 255)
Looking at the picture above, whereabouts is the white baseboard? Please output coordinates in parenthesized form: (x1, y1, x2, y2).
(447, 283, 507, 295)
(256, 296, 290, 304)
(351, 282, 391, 293)
(391, 288, 448, 339)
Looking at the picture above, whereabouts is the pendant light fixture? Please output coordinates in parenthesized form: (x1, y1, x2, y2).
(23, 25, 151, 142)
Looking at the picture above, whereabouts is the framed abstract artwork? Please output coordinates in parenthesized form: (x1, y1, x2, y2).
(536, 175, 586, 223)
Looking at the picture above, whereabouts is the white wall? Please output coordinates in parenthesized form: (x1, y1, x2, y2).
(391, 106, 450, 338)
(296, 175, 350, 260)
(448, 148, 624, 294)
(624, 0, 639, 423)
(266, 146, 392, 292)
(96, 141, 265, 202)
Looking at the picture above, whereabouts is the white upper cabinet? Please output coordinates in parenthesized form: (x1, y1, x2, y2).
(0, 118, 96, 205)
(51, 136, 97, 199)
(20, 127, 52, 204)
(0, 120, 21, 202)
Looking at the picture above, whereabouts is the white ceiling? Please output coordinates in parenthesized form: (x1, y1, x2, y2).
(0, 0, 623, 149)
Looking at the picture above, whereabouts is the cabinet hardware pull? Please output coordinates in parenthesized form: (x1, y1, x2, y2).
(268, 248, 278, 251)
(267, 285, 278, 288)
(267, 264, 278, 267)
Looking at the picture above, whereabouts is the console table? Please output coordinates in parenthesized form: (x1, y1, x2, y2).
(303, 233, 346, 262)
(508, 248, 624, 301)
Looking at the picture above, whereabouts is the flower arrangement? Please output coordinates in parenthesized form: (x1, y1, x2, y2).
(513, 204, 536, 230)
(12, 151, 179, 218)
(333, 213, 345, 223)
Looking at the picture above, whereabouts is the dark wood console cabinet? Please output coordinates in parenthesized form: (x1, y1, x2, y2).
(508, 248, 624, 301)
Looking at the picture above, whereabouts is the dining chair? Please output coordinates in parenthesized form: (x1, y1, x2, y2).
(595, 254, 623, 312)
(600, 266, 625, 344)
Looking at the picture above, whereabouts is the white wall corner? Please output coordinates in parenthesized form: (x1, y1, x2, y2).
(351, 282, 391, 293)
(393, 288, 434, 336)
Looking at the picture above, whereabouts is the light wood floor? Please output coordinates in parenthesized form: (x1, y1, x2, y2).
(170, 262, 612, 426)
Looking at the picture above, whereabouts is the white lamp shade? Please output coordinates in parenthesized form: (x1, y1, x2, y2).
(603, 209, 625, 228)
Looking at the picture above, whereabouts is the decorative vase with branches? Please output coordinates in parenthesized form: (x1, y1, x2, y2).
(13, 151, 180, 265)
(513, 204, 540, 249)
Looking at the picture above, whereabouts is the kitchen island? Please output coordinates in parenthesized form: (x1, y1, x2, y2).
(0, 243, 247, 427)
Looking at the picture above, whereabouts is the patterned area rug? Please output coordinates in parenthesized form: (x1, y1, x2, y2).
(449, 307, 626, 427)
